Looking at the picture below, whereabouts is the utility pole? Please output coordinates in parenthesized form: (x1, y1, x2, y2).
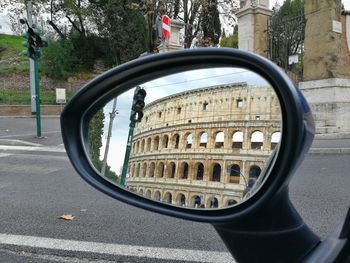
(101, 98, 118, 176)
(26, 0, 36, 115)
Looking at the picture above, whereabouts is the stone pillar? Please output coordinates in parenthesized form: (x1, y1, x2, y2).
(236, 0, 272, 57)
(300, 1, 350, 136)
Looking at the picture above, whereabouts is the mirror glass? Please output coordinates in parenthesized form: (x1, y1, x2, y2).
(85, 67, 282, 209)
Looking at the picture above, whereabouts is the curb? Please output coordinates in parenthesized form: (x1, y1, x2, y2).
(308, 148, 350, 155)
(0, 115, 60, 119)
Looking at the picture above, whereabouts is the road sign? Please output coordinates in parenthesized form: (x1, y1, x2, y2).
(56, 88, 66, 104)
(162, 15, 171, 41)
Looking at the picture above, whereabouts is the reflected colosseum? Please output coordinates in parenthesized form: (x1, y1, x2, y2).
(126, 83, 281, 208)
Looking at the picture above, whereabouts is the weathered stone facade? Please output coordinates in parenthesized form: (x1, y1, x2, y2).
(303, 0, 350, 80)
(126, 83, 281, 208)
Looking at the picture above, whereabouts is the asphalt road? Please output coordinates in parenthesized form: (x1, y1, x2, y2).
(0, 117, 350, 262)
(0, 148, 349, 262)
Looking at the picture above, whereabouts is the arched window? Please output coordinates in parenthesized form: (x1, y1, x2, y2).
(249, 165, 261, 179)
(251, 131, 264, 149)
(136, 163, 140, 177)
(154, 191, 161, 201)
(177, 193, 186, 206)
(141, 163, 147, 177)
(154, 136, 160, 151)
(145, 190, 151, 198)
(186, 133, 192, 149)
(168, 162, 176, 178)
(136, 141, 140, 153)
(173, 134, 180, 149)
(232, 131, 243, 149)
(164, 192, 172, 204)
(149, 162, 155, 177)
(212, 163, 221, 182)
(141, 139, 145, 152)
(229, 164, 240, 183)
(227, 199, 237, 206)
(195, 163, 204, 180)
(157, 162, 165, 177)
(199, 132, 208, 148)
(271, 131, 281, 150)
(163, 135, 169, 148)
(208, 197, 219, 208)
(191, 195, 202, 208)
(131, 164, 135, 177)
(180, 162, 189, 179)
(146, 138, 152, 152)
(139, 189, 144, 195)
(215, 131, 224, 148)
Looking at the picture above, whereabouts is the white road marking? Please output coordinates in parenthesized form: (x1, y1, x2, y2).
(0, 139, 42, 146)
(0, 153, 12, 158)
(0, 145, 65, 153)
(0, 130, 61, 139)
(0, 233, 234, 263)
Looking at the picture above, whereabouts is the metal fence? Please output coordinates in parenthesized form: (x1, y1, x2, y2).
(267, 12, 305, 84)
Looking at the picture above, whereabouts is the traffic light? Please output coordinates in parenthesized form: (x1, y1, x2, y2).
(130, 87, 147, 125)
(20, 23, 48, 60)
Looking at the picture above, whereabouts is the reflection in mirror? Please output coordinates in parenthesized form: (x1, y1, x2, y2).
(86, 67, 282, 209)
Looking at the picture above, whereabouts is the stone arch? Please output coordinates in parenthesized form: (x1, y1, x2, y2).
(154, 190, 161, 201)
(207, 196, 219, 208)
(232, 131, 243, 149)
(251, 130, 264, 149)
(190, 195, 202, 208)
(180, 162, 189, 179)
(271, 131, 281, 150)
(229, 164, 241, 183)
(141, 139, 145, 153)
(227, 199, 237, 206)
(195, 162, 204, 180)
(167, 162, 176, 178)
(199, 132, 208, 148)
(156, 162, 165, 177)
(141, 162, 147, 177)
(146, 137, 152, 152)
(162, 135, 169, 148)
(173, 133, 180, 149)
(153, 136, 160, 151)
(176, 193, 186, 206)
(163, 192, 172, 204)
(215, 131, 225, 148)
(131, 163, 136, 177)
(136, 163, 140, 177)
(185, 133, 193, 149)
(136, 141, 140, 153)
(149, 162, 155, 177)
(145, 189, 152, 198)
(249, 165, 261, 179)
(139, 189, 144, 195)
(211, 163, 221, 182)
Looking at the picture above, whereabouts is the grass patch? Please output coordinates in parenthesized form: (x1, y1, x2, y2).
(0, 89, 76, 105)
(0, 34, 27, 59)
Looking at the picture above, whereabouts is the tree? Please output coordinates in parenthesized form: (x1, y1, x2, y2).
(200, 0, 221, 47)
(220, 24, 238, 48)
(90, 0, 147, 64)
(267, 0, 305, 72)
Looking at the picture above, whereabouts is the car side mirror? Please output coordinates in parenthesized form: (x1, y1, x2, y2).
(61, 48, 319, 262)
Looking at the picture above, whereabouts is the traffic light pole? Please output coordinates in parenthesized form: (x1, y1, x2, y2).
(120, 125, 135, 186)
(34, 58, 41, 137)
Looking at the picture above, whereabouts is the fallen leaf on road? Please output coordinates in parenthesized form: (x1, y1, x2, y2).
(58, 214, 75, 220)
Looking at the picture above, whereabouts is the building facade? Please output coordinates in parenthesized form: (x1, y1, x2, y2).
(126, 83, 281, 208)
